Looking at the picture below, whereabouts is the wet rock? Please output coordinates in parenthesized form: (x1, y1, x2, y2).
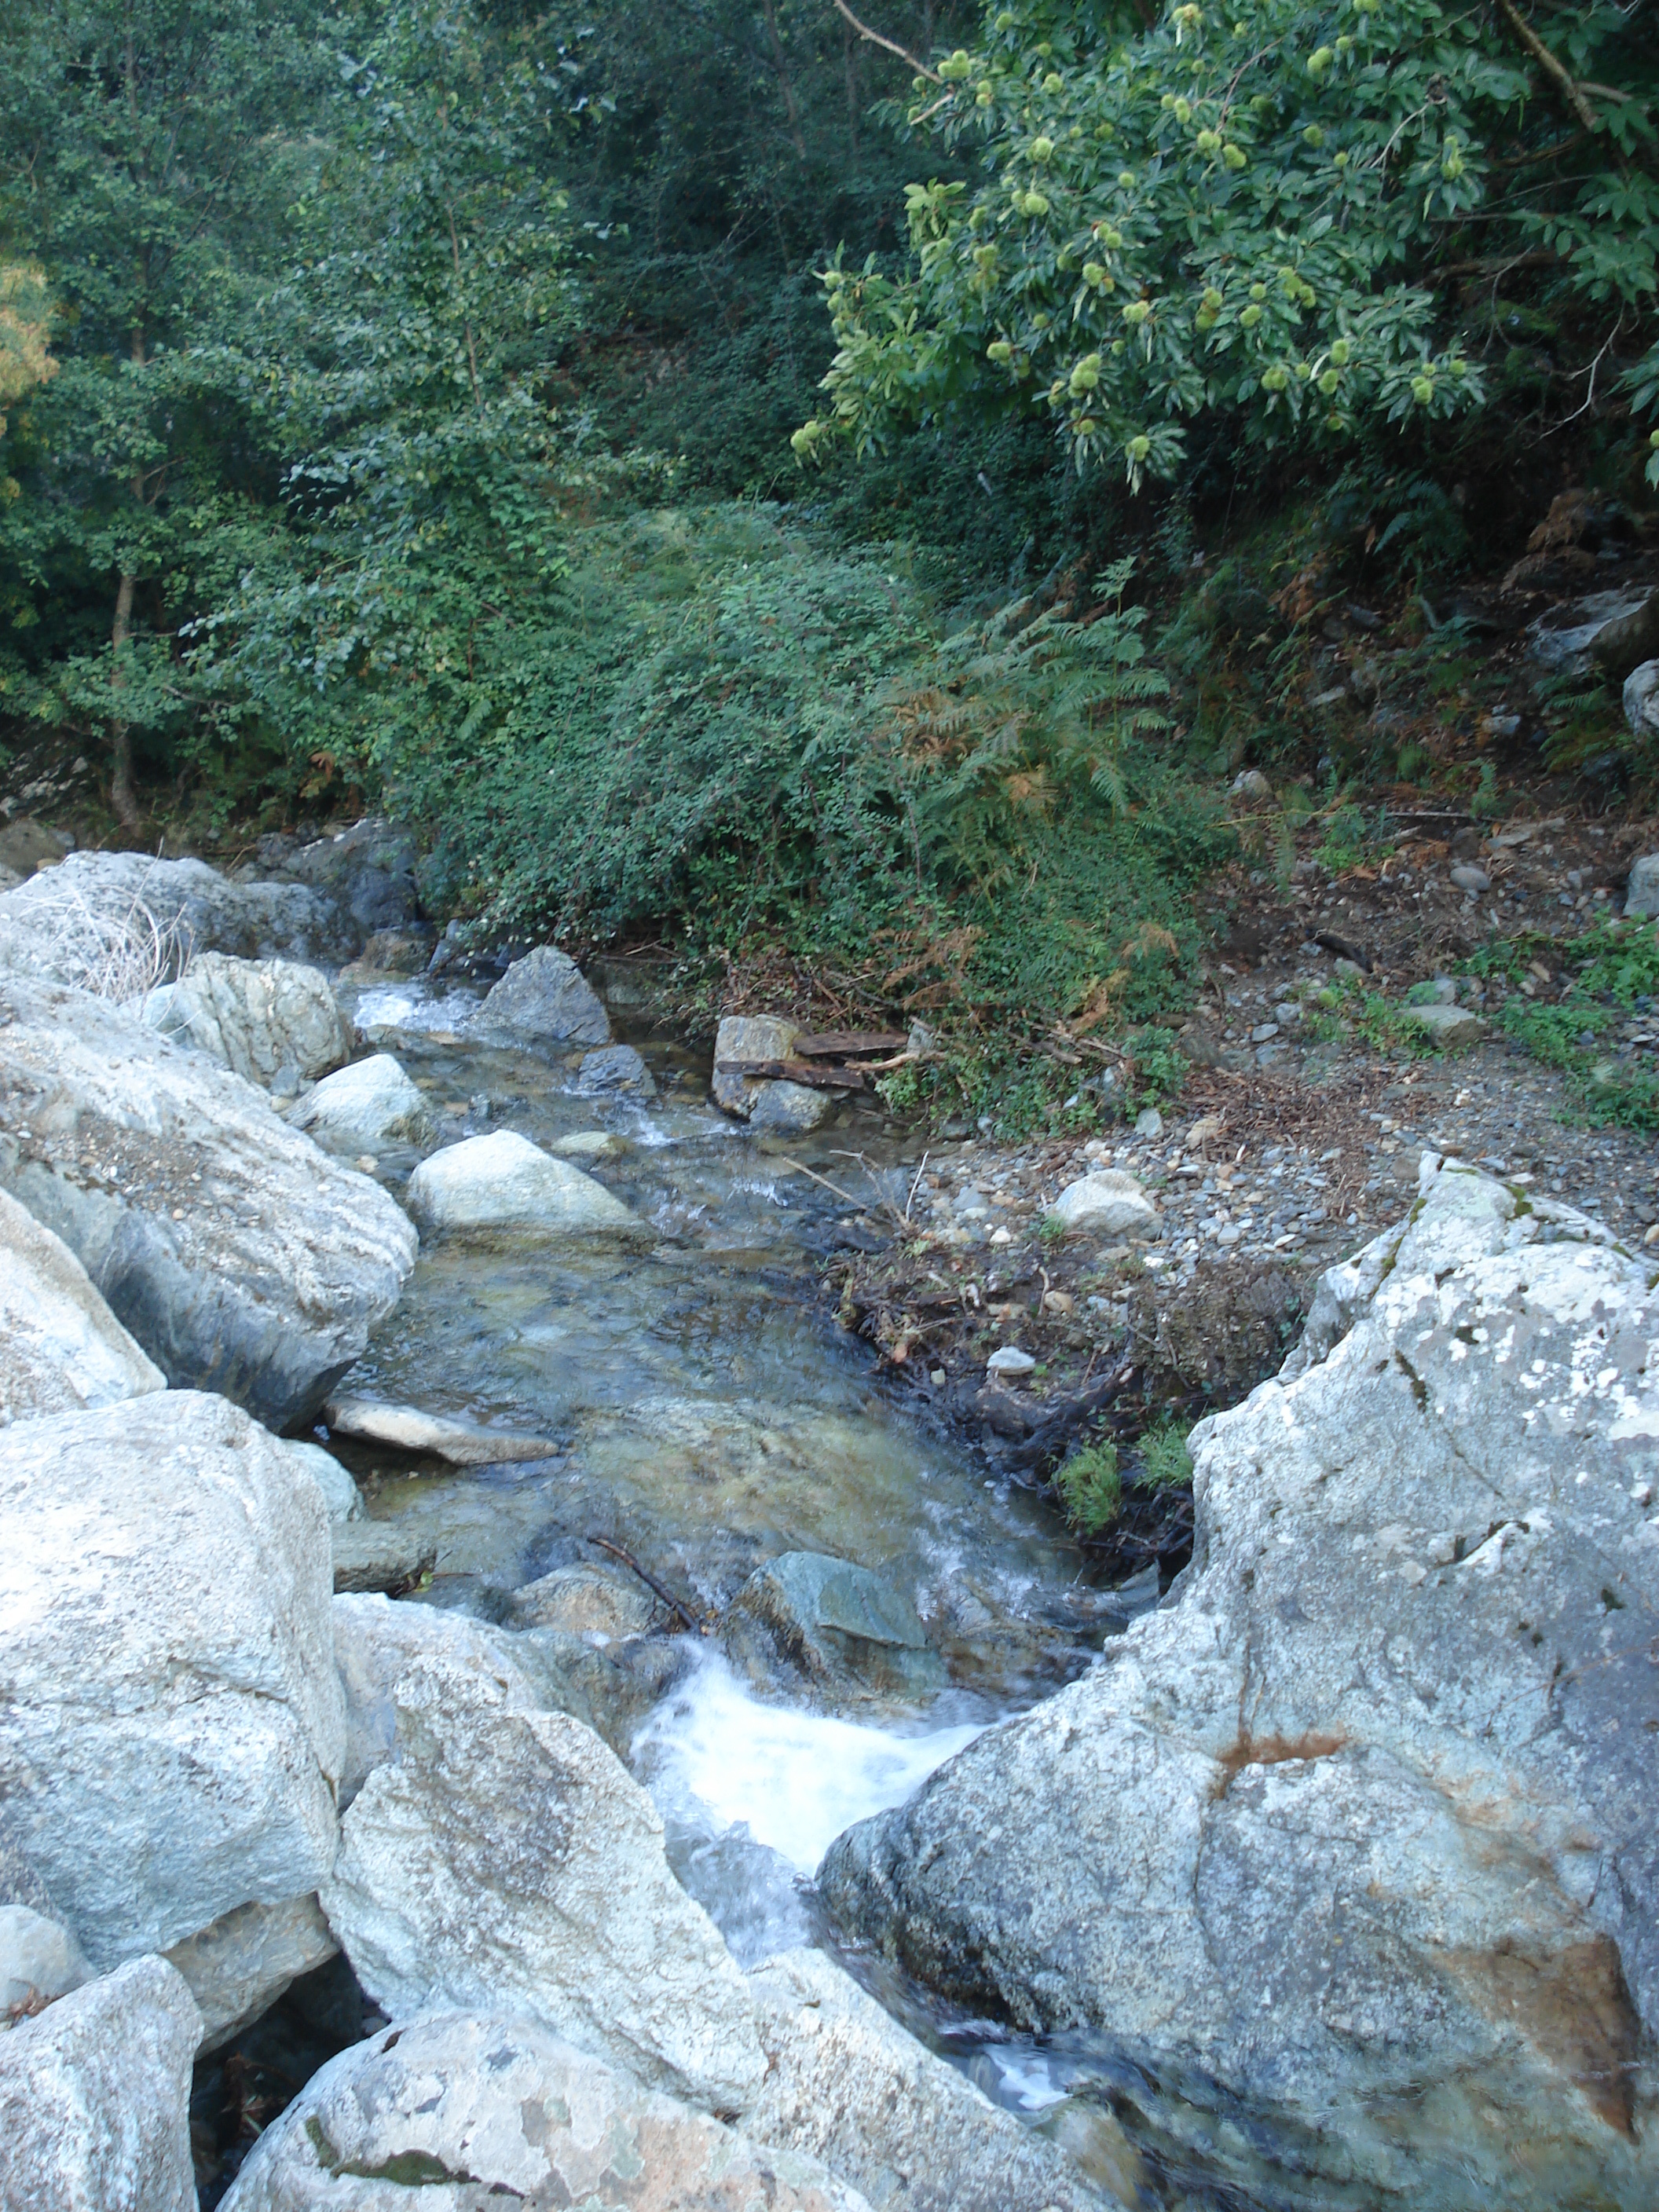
(577, 1042, 658, 1098)
(142, 953, 350, 1089)
(219, 2011, 869, 2212)
(318, 1651, 767, 2111)
(281, 1439, 363, 1523)
(554, 1128, 624, 1160)
(0, 1904, 90, 2014)
(473, 944, 611, 1047)
(1050, 1170, 1156, 1236)
(0, 1956, 200, 2212)
(511, 1559, 665, 1638)
(821, 1163, 1659, 2210)
(1397, 1000, 1486, 1047)
(0, 1392, 345, 1971)
(163, 1893, 336, 2053)
(729, 1552, 943, 1704)
(751, 1079, 832, 1133)
(0, 976, 417, 1428)
(330, 1521, 435, 1596)
(263, 818, 420, 943)
(287, 1051, 432, 1151)
(324, 1391, 558, 1463)
(712, 1014, 833, 1133)
(747, 1946, 1121, 2212)
(1624, 852, 1659, 920)
(405, 1128, 639, 1239)
(0, 1185, 165, 1423)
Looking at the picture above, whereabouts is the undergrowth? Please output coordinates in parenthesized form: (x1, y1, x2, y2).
(1463, 918, 1659, 1132)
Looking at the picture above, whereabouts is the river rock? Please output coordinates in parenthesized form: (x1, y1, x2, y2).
(1624, 852, 1659, 920)
(1049, 1170, 1156, 1237)
(282, 1439, 363, 1522)
(0, 815, 69, 878)
(728, 1552, 943, 1704)
(747, 1946, 1126, 2212)
(578, 1041, 657, 1097)
(163, 1893, 337, 2052)
(324, 1391, 558, 1463)
(0, 1391, 345, 1971)
(1397, 999, 1487, 1047)
(0, 974, 418, 1427)
(331, 1521, 435, 1596)
(143, 953, 351, 1089)
(287, 1051, 432, 1150)
(0, 1956, 201, 2212)
(405, 1129, 639, 1238)
(510, 1559, 665, 1639)
(712, 1014, 833, 1133)
(820, 1160, 1659, 2210)
(473, 944, 611, 1046)
(259, 818, 419, 941)
(318, 1650, 766, 2111)
(751, 1079, 832, 1133)
(555, 1127, 624, 1159)
(219, 2011, 870, 2212)
(0, 1904, 90, 2014)
(0, 1185, 165, 1423)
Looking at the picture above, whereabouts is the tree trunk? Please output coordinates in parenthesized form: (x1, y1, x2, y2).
(108, 320, 146, 831)
(762, 0, 807, 159)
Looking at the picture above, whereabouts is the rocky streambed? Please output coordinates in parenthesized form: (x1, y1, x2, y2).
(0, 837, 1654, 2212)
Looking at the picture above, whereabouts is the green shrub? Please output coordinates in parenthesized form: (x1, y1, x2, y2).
(1053, 1440, 1121, 1536)
(1137, 1423, 1194, 1492)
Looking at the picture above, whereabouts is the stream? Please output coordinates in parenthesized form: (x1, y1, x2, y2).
(317, 980, 1265, 2212)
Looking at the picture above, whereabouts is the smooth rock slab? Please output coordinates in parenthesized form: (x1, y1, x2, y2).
(405, 1129, 639, 1238)
(729, 1552, 942, 1703)
(821, 1162, 1659, 2210)
(473, 944, 611, 1046)
(0, 1955, 202, 2212)
(0, 1185, 164, 1423)
(220, 2011, 869, 2212)
(287, 1053, 432, 1151)
(0, 975, 417, 1428)
(324, 1392, 558, 1463)
(1050, 1170, 1156, 1236)
(0, 1392, 346, 1970)
(319, 1651, 765, 2112)
(144, 953, 350, 1088)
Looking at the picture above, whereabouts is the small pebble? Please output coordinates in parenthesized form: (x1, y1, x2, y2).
(986, 1346, 1036, 1377)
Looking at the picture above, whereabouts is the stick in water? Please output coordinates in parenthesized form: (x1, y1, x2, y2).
(588, 1535, 705, 1635)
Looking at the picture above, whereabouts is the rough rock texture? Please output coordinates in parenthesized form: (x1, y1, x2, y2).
(1527, 586, 1655, 676)
(711, 1016, 832, 1133)
(821, 1161, 1659, 2210)
(0, 815, 69, 878)
(749, 1080, 831, 1133)
(319, 1651, 766, 2112)
(145, 954, 351, 1088)
(164, 1894, 337, 2052)
(219, 2012, 870, 2212)
(1397, 999, 1487, 1048)
(578, 1042, 657, 1097)
(324, 1392, 558, 1463)
(510, 1560, 664, 1639)
(747, 1947, 1126, 2212)
(1049, 1171, 1156, 1237)
(0, 1392, 346, 1971)
(0, 849, 350, 978)
(260, 819, 419, 942)
(405, 1130, 639, 1239)
(0, 1904, 91, 2013)
(728, 1553, 943, 1704)
(1624, 662, 1659, 743)
(330, 1522, 436, 1597)
(0, 1955, 202, 2212)
(0, 975, 417, 1426)
(473, 945, 611, 1047)
(282, 1440, 363, 1523)
(287, 1053, 432, 1150)
(1625, 852, 1659, 921)
(0, 1185, 164, 1423)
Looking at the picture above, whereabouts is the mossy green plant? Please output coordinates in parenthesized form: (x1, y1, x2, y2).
(1054, 1440, 1122, 1535)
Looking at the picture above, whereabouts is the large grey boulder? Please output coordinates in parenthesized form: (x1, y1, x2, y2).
(747, 1946, 1126, 2212)
(712, 1014, 831, 1133)
(0, 974, 417, 1426)
(1527, 585, 1657, 677)
(473, 944, 611, 1046)
(220, 2011, 870, 2212)
(821, 1161, 1659, 2210)
(0, 1185, 164, 1423)
(0, 1392, 346, 1972)
(287, 1051, 432, 1150)
(163, 1894, 337, 2053)
(143, 952, 350, 1088)
(258, 818, 419, 941)
(405, 1129, 639, 1239)
(1624, 853, 1659, 920)
(728, 1552, 943, 1704)
(0, 1955, 202, 2212)
(318, 1649, 766, 2112)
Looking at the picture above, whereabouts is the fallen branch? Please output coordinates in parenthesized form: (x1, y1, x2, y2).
(588, 1536, 704, 1635)
(716, 1057, 866, 1090)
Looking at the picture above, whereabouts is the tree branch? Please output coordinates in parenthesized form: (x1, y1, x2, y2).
(830, 0, 942, 83)
(1491, 0, 1601, 135)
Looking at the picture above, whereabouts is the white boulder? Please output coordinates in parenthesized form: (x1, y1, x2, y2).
(323, 1392, 558, 1463)
(0, 1904, 90, 2014)
(1049, 1170, 1156, 1236)
(0, 1186, 164, 1423)
(1624, 661, 1659, 743)
(0, 974, 417, 1427)
(287, 1052, 432, 1150)
(1397, 999, 1487, 1047)
(0, 1392, 346, 1971)
(0, 1955, 201, 2212)
(1624, 853, 1659, 921)
(318, 1650, 766, 2112)
(404, 1129, 639, 1237)
(143, 952, 350, 1088)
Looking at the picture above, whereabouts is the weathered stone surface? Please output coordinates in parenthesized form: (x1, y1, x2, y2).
(405, 1129, 639, 1239)
(1527, 586, 1655, 676)
(510, 1560, 664, 1639)
(0, 1392, 346, 1971)
(0, 815, 69, 879)
(554, 1128, 624, 1159)
(821, 1162, 1659, 2210)
(749, 1079, 831, 1133)
(163, 1894, 337, 2053)
(319, 1651, 766, 2111)
(144, 953, 351, 1089)
(0, 975, 417, 1427)
(287, 1052, 432, 1150)
(1397, 999, 1488, 1047)
(711, 1016, 831, 1132)
(728, 1553, 943, 1703)
(1624, 663, 1659, 745)
(262, 819, 420, 942)
(220, 2011, 870, 2212)
(331, 1521, 435, 1597)
(282, 1439, 363, 1523)
(473, 944, 611, 1047)
(324, 1392, 558, 1463)
(1049, 1170, 1156, 1237)
(747, 1947, 1126, 2212)
(0, 1185, 164, 1423)
(0, 1955, 201, 2212)
(1624, 852, 1659, 920)
(578, 1042, 657, 1097)
(0, 1904, 90, 2015)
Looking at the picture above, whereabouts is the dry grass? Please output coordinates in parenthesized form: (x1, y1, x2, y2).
(10, 875, 192, 1002)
